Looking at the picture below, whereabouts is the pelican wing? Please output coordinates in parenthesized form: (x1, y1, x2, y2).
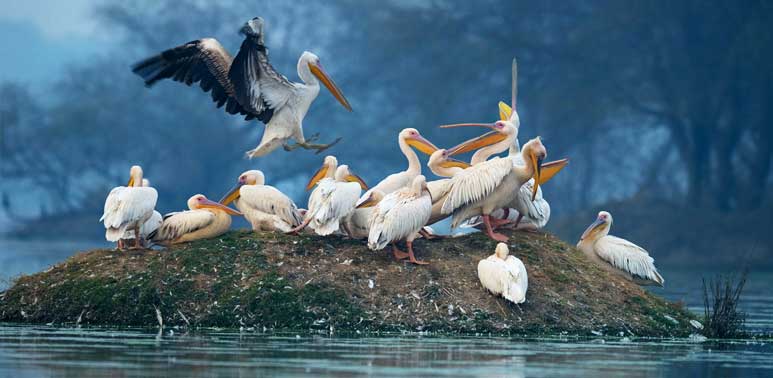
(100, 186, 158, 231)
(131, 38, 253, 119)
(239, 185, 302, 227)
(511, 180, 550, 228)
(502, 256, 528, 303)
(595, 236, 664, 286)
(150, 209, 215, 242)
(441, 157, 513, 214)
(309, 181, 360, 235)
(228, 35, 294, 122)
(426, 178, 452, 201)
(367, 190, 431, 250)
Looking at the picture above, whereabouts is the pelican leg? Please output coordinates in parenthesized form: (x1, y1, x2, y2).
(392, 243, 410, 261)
(287, 217, 312, 234)
(482, 215, 509, 242)
(131, 225, 142, 249)
(117, 240, 124, 250)
(405, 240, 429, 265)
(283, 137, 343, 155)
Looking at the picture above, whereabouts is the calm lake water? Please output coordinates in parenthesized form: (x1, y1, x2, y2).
(1, 238, 771, 377)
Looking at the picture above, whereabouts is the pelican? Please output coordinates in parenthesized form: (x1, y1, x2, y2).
(120, 178, 162, 245)
(577, 211, 665, 286)
(368, 175, 432, 265)
(292, 157, 367, 235)
(100, 166, 158, 249)
(219, 170, 302, 232)
(150, 194, 241, 245)
(425, 148, 471, 225)
(343, 189, 385, 239)
(131, 17, 352, 158)
(477, 243, 528, 304)
(356, 128, 438, 206)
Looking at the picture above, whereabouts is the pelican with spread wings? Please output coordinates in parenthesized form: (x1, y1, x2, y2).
(131, 17, 352, 158)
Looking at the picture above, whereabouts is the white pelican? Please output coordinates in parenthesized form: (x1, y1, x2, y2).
(120, 178, 162, 245)
(356, 128, 438, 206)
(150, 194, 241, 245)
(219, 170, 302, 232)
(577, 211, 665, 286)
(367, 175, 432, 265)
(293, 158, 367, 235)
(477, 243, 528, 304)
(425, 148, 471, 226)
(132, 17, 352, 158)
(100, 166, 158, 249)
(343, 189, 385, 239)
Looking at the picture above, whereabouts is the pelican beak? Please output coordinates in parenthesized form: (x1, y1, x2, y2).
(439, 158, 471, 169)
(406, 134, 439, 155)
(199, 198, 242, 216)
(346, 172, 368, 190)
(538, 158, 569, 185)
(498, 101, 512, 121)
(581, 217, 606, 240)
(127, 176, 135, 187)
(530, 151, 544, 201)
(219, 182, 244, 205)
(355, 191, 379, 208)
(306, 164, 329, 191)
(446, 130, 508, 156)
(308, 61, 352, 111)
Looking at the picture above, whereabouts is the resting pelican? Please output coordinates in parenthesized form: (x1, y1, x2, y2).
(131, 17, 352, 158)
(100, 166, 158, 249)
(344, 189, 385, 239)
(368, 175, 432, 265)
(577, 211, 664, 286)
(219, 170, 302, 232)
(150, 194, 241, 245)
(293, 159, 367, 235)
(356, 128, 437, 206)
(120, 178, 163, 245)
(477, 243, 528, 304)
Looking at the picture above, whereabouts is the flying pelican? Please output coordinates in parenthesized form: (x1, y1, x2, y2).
(368, 175, 432, 265)
(150, 194, 241, 245)
(356, 128, 438, 206)
(477, 243, 528, 304)
(131, 17, 352, 158)
(577, 211, 665, 286)
(292, 158, 367, 235)
(100, 166, 158, 249)
(219, 170, 302, 232)
(120, 178, 162, 245)
(344, 189, 385, 239)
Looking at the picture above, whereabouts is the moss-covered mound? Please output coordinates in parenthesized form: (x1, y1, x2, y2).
(0, 230, 695, 336)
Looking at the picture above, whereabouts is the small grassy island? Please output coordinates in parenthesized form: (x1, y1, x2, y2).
(0, 230, 695, 336)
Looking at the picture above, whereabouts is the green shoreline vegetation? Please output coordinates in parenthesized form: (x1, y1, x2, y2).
(0, 230, 697, 337)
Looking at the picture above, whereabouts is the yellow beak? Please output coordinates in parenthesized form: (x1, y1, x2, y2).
(498, 101, 512, 121)
(219, 183, 243, 205)
(199, 198, 242, 216)
(581, 218, 606, 240)
(355, 191, 380, 208)
(406, 134, 439, 156)
(446, 129, 508, 156)
(127, 176, 135, 187)
(439, 158, 471, 169)
(346, 172, 368, 190)
(538, 158, 569, 185)
(306, 164, 329, 191)
(529, 151, 544, 201)
(308, 62, 352, 111)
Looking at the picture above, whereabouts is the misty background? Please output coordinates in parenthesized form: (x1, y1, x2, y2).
(1, 0, 771, 269)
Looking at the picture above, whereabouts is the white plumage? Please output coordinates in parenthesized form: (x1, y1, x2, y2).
(577, 211, 664, 286)
(221, 170, 302, 232)
(306, 165, 363, 236)
(368, 175, 432, 264)
(151, 194, 240, 245)
(120, 179, 162, 241)
(477, 243, 528, 304)
(100, 166, 158, 247)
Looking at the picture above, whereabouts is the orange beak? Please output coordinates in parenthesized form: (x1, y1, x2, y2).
(308, 61, 352, 111)
(199, 198, 242, 216)
(405, 134, 439, 156)
(445, 129, 508, 156)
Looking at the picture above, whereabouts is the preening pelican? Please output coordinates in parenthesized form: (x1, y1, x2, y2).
(477, 243, 528, 304)
(100, 166, 158, 249)
(131, 17, 352, 158)
(294, 158, 367, 235)
(150, 194, 241, 245)
(356, 128, 437, 206)
(343, 189, 385, 239)
(368, 175, 432, 265)
(220, 170, 302, 232)
(120, 178, 162, 244)
(577, 211, 664, 286)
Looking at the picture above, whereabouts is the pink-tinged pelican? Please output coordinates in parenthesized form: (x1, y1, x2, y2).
(477, 243, 528, 304)
(120, 178, 162, 245)
(577, 211, 665, 287)
(356, 128, 438, 206)
(220, 170, 302, 232)
(131, 17, 352, 158)
(343, 189, 385, 239)
(150, 194, 241, 245)
(100, 166, 158, 250)
(292, 157, 368, 235)
(367, 175, 432, 265)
